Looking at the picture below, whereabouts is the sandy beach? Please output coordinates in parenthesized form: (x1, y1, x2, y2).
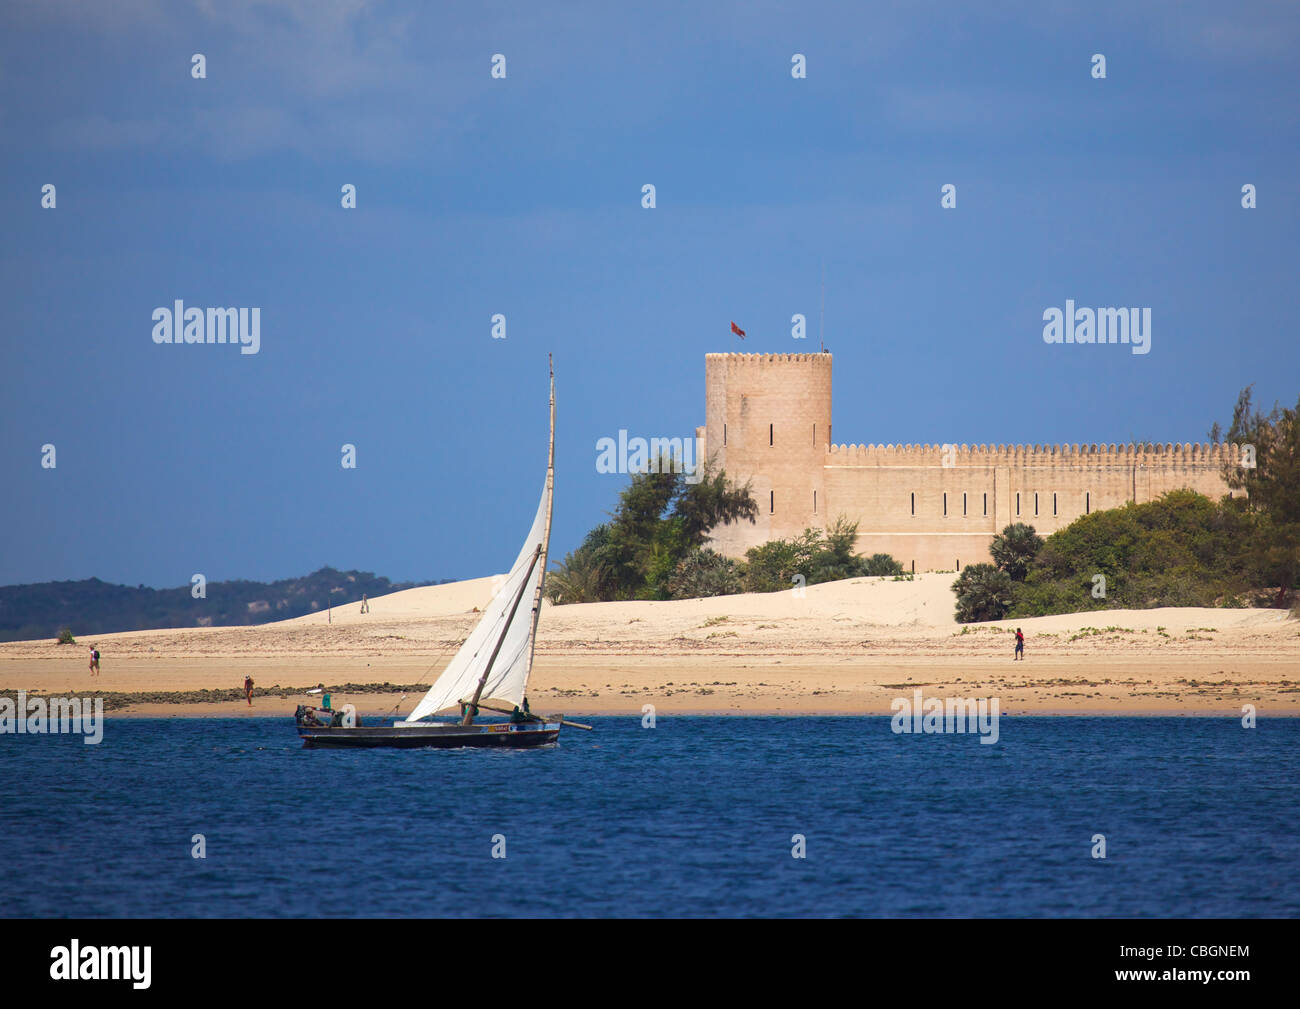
(2, 573, 1296, 717)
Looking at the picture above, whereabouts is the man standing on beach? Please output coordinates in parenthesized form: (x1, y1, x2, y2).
(360, 593, 369, 614)
(1014, 628, 1025, 661)
(88, 646, 100, 676)
(244, 675, 254, 706)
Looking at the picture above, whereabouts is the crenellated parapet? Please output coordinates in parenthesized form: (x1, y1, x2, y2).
(825, 441, 1240, 467)
(705, 352, 832, 365)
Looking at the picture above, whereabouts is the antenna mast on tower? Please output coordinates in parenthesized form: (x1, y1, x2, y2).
(819, 266, 826, 353)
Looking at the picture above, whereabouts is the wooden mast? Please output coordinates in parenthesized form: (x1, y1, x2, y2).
(461, 545, 542, 725)
(520, 354, 555, 706)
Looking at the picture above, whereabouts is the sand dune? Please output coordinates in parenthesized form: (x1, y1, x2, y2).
(281, 576, 502, 624)
(2, 574, 1296, 716)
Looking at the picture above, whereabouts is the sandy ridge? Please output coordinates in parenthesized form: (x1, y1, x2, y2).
(2, 574, 1296, 716)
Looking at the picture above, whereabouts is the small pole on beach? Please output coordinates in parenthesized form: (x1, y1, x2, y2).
(328, 598, 331, 624)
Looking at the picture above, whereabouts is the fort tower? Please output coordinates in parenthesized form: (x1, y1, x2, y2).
(703, 353, 832, 557)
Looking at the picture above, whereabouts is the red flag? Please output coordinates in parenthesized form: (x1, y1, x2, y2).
(730, 321, 746, 339)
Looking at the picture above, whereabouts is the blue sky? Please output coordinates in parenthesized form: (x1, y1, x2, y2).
(1, 0, 1297, 588)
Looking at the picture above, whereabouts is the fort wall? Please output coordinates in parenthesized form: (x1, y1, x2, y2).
(701, 353, 1236, 571)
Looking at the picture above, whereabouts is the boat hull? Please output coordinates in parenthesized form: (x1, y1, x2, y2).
(297, 721, 562, 749)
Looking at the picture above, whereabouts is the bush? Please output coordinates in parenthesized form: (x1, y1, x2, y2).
(862, 553, 905, 577)
(56, 627, 76, 644)
(742, 534, 814, 593)
(741, 516, 904, 593)
(1008, 490, 1264, 616)
(666, 549, 743, 599)
(807, 516, 867, 582)
(953, 564, 1014, 623)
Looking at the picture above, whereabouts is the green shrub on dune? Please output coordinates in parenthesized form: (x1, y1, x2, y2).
(968, 386, 1299, 621)
(862, 553, 906, 577)
(741, 517, 904, 594)
(1010, 491, 1261, 617)
(666, 548, 743, 599)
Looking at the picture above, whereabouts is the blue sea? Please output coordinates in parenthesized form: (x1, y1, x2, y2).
(2, 716, 1296, 917)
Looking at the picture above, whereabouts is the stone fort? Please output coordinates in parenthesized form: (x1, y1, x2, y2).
(697, 352, 1234, 571)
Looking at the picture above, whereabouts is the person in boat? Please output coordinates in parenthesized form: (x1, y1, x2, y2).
(508, 697, 536, 724)
(318, 684, 332, 711)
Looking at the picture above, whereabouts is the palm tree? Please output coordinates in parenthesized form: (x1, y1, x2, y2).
(990, 523, 1044, 581)
(953, 563, 1014, 622)
(545, 547, 609, 604)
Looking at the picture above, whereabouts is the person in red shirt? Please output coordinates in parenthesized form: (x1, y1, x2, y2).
(1014, 628, 1025, 661)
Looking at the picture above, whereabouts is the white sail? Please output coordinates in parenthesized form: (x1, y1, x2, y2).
(404, 480, 550, 722)
(407, 361, 556, 723)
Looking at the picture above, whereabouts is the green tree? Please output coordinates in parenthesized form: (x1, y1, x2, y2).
(674, 468, 762, 544)
(545, 525, 613, 604)
(548, 459, 757, 602)
(990, 523, 1044, 581)
(953, 563, 1014, 622)
(1214, 386, 1300, 605)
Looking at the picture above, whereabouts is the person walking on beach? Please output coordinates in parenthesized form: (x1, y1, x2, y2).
(1014, 628, 1025, 661)
(244, 675, 255, 706)
(360, 593, 369, 614)
(88, 646, 100, 676)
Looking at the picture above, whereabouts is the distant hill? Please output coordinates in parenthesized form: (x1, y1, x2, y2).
(0, 567, 450, 642)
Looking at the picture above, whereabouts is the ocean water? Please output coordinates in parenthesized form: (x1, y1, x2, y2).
(2, 716, 1296, 917)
